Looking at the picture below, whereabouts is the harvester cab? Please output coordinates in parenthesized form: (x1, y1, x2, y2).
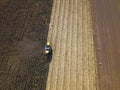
(45, 42, 53, 62)
(45, 42, 51, 54)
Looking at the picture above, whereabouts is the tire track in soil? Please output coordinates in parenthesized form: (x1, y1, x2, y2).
(56, 0, 68, 89)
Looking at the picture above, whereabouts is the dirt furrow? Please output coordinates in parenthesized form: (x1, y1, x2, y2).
(63, 0, 72, 90)
(86, 1, 91, 89)
(68, 0, 74, 89)
(56, 0, 66, 89)
(81, 1, 88, 89)
(77, 0, 83, 89)
(70, 0, 78, 89)
(63, 0, 70, 89)
(58, 9, 70, 90)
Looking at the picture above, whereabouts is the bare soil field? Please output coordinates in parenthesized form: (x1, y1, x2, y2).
(93, 0, 120, 89)
(0, 0, 52, 90)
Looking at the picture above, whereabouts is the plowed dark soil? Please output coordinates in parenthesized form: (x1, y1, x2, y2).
(0, 0, 52, 90)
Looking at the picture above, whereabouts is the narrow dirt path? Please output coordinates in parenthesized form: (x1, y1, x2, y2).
(46, 0, 98, 90)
